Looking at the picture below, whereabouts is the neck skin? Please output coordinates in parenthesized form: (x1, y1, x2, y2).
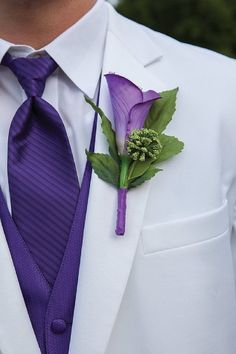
(0, 0, 97, 49)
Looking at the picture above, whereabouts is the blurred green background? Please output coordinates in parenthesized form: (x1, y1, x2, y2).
(109, 0, 236, 58)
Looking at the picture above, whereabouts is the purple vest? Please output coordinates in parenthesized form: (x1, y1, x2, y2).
(0, 110, 98, 354)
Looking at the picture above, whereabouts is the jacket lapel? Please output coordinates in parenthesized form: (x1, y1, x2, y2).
(69, 5, 170, 354)
(0, 221, 40, 354)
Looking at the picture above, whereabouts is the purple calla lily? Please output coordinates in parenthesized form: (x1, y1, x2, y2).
(86, 74, 182, 236)
(105, 74, 161, 235)
(105, 74, 161, 154)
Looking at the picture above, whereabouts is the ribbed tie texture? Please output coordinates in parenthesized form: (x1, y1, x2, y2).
(1, 53, 80, 286)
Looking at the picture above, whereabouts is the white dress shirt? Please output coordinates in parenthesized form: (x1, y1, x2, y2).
(0, 0, 108, 211)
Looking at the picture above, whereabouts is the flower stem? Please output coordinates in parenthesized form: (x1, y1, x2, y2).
(116, 155, 130, 236)
(119, 155, 130, 188)
(116, 188, 127, 236)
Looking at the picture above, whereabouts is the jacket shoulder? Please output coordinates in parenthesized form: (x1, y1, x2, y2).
(148, 26, 235, 66)
(111, 7, 236, 81)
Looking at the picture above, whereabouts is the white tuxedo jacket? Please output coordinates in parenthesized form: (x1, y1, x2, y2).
(1, 3, 236, 354)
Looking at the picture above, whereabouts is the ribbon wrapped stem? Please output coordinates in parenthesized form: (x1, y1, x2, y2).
(116, 188, 127, 235)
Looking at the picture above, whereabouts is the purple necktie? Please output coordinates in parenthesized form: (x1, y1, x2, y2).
(1, 53, 80, 286)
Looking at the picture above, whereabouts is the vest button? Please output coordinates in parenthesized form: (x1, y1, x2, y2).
(51, 319, 67, 334)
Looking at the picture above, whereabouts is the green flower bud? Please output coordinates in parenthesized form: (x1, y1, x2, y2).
(127, 128, 162, 161)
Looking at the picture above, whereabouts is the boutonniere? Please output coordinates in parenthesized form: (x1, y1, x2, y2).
(85, 74, 184, 236)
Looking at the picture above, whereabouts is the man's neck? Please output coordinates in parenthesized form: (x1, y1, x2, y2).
(0, 0, 97, 49)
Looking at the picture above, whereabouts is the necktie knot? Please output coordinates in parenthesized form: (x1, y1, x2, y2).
(1, 52, 58, 97)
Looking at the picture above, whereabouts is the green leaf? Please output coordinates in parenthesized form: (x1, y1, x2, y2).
(86, 151, 119, 187)
(145, 88, 179, 133)
(156, 134, 184, 163)
(128, 165, 162, 188)
(128, 158, 155, 181)
(85, 96, 119, 162)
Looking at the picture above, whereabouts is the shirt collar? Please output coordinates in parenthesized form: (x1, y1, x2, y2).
(0, 0, 108, 98)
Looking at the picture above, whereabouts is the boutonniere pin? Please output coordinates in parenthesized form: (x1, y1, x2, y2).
(85, 74, 184, 236)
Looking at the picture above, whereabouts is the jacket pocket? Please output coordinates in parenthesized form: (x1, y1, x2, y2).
(141, 200, 229, 255)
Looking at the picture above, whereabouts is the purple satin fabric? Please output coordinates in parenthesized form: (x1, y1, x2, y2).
(2, 53, 80, 286)
(116, 188, 127, 235)
(0, 111, 98, 353)
(0, 53, 100, 353)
